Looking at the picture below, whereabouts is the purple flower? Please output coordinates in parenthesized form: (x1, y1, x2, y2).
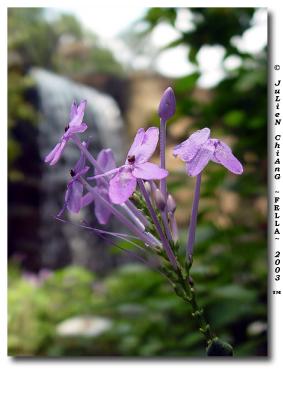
(109, 127, 168, 204)
(45, 100, 88, 166)
(81, 149, 116, 224)
(59, 143, 89, 215)
(158, 87, 176, 120)
(173, 127, 243, 176)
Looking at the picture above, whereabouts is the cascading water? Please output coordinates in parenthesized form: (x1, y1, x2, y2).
(30, 68, 125, 272)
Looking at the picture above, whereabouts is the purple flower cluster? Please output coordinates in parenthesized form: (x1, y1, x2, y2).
(45, 87, 244, 355)
(45, 88, 243, 262)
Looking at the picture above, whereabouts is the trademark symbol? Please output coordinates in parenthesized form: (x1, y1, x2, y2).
(273, 290, 281, 294)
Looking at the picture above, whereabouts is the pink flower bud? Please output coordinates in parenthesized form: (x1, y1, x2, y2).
(144, 181, 151, 195)
(167, 194, 176, 213)
(154, 188, 166, 211)
(169, 211, 179, 244)
(158, 87, 176, 121)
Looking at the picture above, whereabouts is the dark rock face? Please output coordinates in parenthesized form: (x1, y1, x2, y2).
(9, 68, 126, 273)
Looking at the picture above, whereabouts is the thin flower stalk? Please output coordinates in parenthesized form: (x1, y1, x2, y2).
(56, 215, 140, 241)
(187, 173, 202, 261)
(72, 134, 103, 173)
(158, 87, 176, 241)
(159, 118, 167, 199)
(158, 88, 176, 197)
(119, 203, 147, 232)
(138, 178, 178, 270)
(124, 200, 149, 227)
(56, 217, 148, 264)
(81, 177, 161, 249)
(161, 209, 173, 243)
(153, 187, 173, 242)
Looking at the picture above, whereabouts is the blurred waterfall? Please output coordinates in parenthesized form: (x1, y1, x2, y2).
(30, 68, 125, 272)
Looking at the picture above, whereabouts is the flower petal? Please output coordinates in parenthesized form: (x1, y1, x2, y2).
(127, 128, 146, 157)
(45, 140, 67, 165)
(214, 141, 243, 175)
(97, 148, 116, 173)
(73, 142, 87, 173)
(74, 166, 89, 179)
(109, 170, 137, 204)
(67, 122, 88, 135)
(80, 192, 94, 208)
(45, 142, 60, 164)
(66, 180, 83, 213)
(185, 141, 214, 176)
(95, 190, 112, 224)
(69, 100, 78, 120)
(173, 127, 211, 162)
(128, 127, 159, 164)
(132, 162, 168, 180)
(70, 100, 87, 126)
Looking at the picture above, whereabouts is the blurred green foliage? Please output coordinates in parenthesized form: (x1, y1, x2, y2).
(144, 8, 255, 62)
(8, 263, 267, 357)
(8, 71, 37, 181)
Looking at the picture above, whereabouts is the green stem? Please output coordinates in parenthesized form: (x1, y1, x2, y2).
(161, 259, 233, 355)
(188, 281, 214, 344)
(174, 271, 214, 345)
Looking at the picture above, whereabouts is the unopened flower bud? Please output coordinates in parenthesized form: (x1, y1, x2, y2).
(169, 211, 179, 244)
(154, 188, 166, 211)
(144, 181, 151, 195)
(150, 181, 157, 193)
(158, 87, 176, 121)
(167, 194, 176, 213)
